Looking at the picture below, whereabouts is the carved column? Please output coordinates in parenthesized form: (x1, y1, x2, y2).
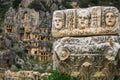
(52, 6, 120, 80)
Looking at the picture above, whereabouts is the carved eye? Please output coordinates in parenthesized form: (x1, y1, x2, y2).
(84, 17, 88, 19)
(55, 20, 57, 22)
(79, 17, 82, 19)
(106, 15, 109, 18)
(111, 15, 114, 18)
(59, 19, 62, 22)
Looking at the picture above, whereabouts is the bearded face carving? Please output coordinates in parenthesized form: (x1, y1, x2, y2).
(105, 11, 116, 27)
(77, 9, 90, 29)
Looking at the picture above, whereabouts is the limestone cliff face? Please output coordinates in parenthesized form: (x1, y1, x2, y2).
(4, 7, 16, 33)
(0, 33, 26, 69)
(4, 7, 39, 41)
(15, 8, 39, 41)
(1, 0, 120, 71)
(19, 0, 34, 8)
(2, 0, 56, 70)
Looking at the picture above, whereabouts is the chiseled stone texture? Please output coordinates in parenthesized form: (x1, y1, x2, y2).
(52, 6, 120, 38)
(3, 70, 41, 80)
(53, 36, 120, 79)
(3, 70, 51, 80)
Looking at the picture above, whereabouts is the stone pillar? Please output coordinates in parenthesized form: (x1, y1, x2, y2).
(52, 6, 120, 80)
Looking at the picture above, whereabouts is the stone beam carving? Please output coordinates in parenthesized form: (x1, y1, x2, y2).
(52, 6, 119, 37)
(53, 36, 120, 79)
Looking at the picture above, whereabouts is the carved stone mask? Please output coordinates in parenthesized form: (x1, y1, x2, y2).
(53, 17, 63, 29)
(105, 12, 116, 27)
(53, 11, 64, 30)
(77, 10, 89, 29)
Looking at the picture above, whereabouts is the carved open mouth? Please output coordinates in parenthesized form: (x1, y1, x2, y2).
(108, 21, 112, 23)
(81, 22, 84, 24)
(57, 24, 59, 26)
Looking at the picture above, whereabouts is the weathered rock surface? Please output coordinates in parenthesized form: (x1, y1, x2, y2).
(19, 0, 34, 8)
(53, 6, 120, 79)
(1, 70, 52, 80)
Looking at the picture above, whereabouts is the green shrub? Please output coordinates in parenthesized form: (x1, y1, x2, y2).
(16, 51, 23, 58)
(43, 70, 79, 80)
(42, 60, 51, 64)
(28, 1, 42, 11)
(12, 61, 21, 69)
(64, 3, 73, 9)
(34, 69, 45, 73)
(31, 59, 40, 64)
(7, 63, 12, 68)
(114, 76, 120, 80)
(0, 3, 10, 24)
(13, 0, 22, 9)
(0, 46, 5, 51)
(12, 69, 19, 72)
(46, 69, 54, 73)
(15, 63, 21, 69)
(62, 0, 72, 9)
(0, 29, 2, 33)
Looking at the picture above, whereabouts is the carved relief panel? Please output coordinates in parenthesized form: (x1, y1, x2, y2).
(65, 9, 76, 30)
(89, 6, 101, 28)
(52, 6, 119, 38)
(53, 36, 120, 79)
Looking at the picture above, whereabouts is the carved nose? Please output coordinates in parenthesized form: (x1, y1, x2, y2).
(81, 18, 84, 20)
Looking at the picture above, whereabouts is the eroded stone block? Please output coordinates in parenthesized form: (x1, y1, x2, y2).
(53, 36, 120, 79)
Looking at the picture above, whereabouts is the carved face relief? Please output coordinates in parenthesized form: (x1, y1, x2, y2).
(77, 9, 90, 29)
(23, 13, 29, 21)
(53, 17, 63, 29)
(105, 12, 116, 27)
(53, 11, 64, 30)
(105, 48, 114, 60)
